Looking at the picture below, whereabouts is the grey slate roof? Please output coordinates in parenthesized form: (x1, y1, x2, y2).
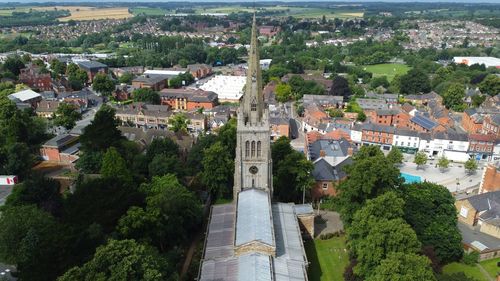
(309, 138, 350, 161)
(457, 222, 500, 253)
(132, 74, 169, 85)
(77, 60, 107, 70)
(235, 189, 275, 247)
(43, 134, 79, 148)
(467, 191, 500, 212)
(312, 157, 352, 181)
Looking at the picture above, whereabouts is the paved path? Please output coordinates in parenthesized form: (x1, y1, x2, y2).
(314, 210, 344, 238)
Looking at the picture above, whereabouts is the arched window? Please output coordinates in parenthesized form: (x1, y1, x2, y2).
(245, 141, 250, 157)
(257, 141, 261, 157)
(251, 141, 256, 157)
(251, 97, 257, 112)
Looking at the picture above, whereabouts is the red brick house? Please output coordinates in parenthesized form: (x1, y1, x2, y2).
(469, 134, 496, 161)
(462, 108, 484, 134)
(19, 64, 52, 91)
(482, 115, 500, 138)
(76, 61, 108, 83)
(40, 134, 80, 164)
(159, 88, 218, 110)
(361, 123, 396, 147)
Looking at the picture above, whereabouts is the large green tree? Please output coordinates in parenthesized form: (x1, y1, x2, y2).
(464, 158, 478, 174)
(399, 68, 431, 95)
(92, 73, 115, 96)
(442, 83, 466, 111)
(366, 252, 437, 281)
(100, 147, 132, 183)
(387, 147, 403, 165)
(118, 174, 202, 251)
(80, 105, 123, 152)
(0, 205, 66, 281)
(133, 88, 160, 104)
(202, 141, 234, 199)
(54, 102, 82, 129)
(58, 239, 175, 281)
(274, 149, 314, 203)
(335, 147, 403, 224)
(168, 113, 190, 133)
(478, 74, 500, 96)
(414, 151, 428, 170)
(400, 182, 463, 265)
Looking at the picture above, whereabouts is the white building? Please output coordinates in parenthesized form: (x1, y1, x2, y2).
(419, 132, 470, 162)
(453, 57, 500, 68)
(392, 129, 420, 153)
(144, 69, 186, 76)
(350, 125, 363, 145)
(199, 75, 246, 102)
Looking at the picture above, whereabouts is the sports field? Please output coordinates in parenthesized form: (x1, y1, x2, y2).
(305, 237, 348, 281)
(362, 63, 411, 81)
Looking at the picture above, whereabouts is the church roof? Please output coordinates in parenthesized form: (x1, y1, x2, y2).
(236, 189, 275, 247)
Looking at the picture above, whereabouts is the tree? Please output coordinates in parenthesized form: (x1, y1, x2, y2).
(274, 150, 314, 203)
(92, 73, 115, 96)
(442, 83, 466, 111)
(353, 218, 421, 278)
(335, 147, 403, 224)
(437, 156, 450, 172)
(471, 94, 486, 107)
(0, 142, 33, 178)
(169, 72, 194, 88)
(0, 205, 65, 281)
(119, 72, 134, 84)
(168, 113, 190, 133)
(478, 74, 500, 96)
(275, 82, 293, 102)
(67, 64, 88, 91)
(3, 56, 25, 76)
(58, 239, 175, 281)
(186, 134, 217, 176)
(271, 136, 294, 174)
(399, 68, 431, 95)
(54, 102, 82, 129)
(118, 175, 202, 251)
(387, 147, 403, 165)
(75, 150, 103, 174)
(50, 59, 66, 77)
(328, 109, 344, 118)
(100, 147, 132, 183)
(202, 141, 234, 199)
(370, 76, 389, 90)
(330, 75, 352, 101)
(5, 175, 62, 216)
(356, 111, 366, 122)
(148, 154, 182, 178)
(413, 152, 428, 169)
(366, 252, 436, 281)
(400, 182, 463, 265)
(80, 105, 123, 152)
(437, 273, 479, 281)
(146, 138, 179, 161)
(133, 88, 160, 104)
(464, 158, 478, 174)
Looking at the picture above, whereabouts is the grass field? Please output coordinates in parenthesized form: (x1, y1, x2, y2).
(480, 258, 500, 279)
(305, 237, 348, 281)
(442, 262, 489, 281)
(130, 7, 169, 16)
(362, 63, 411, 81)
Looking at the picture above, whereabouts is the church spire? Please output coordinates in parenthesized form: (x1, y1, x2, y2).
(242, 14, 264, 125)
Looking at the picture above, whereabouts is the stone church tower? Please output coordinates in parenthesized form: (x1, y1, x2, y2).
(233, 15, 273, 199)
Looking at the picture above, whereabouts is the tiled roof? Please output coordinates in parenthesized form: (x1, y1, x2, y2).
(411, 115, 437, 130)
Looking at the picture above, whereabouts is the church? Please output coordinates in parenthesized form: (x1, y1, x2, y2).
(198, 16, 314, 281)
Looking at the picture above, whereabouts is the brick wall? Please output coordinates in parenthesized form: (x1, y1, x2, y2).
(298, 214, 315, 239)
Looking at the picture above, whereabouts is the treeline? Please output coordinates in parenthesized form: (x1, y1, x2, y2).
(0, 10, 69, 28)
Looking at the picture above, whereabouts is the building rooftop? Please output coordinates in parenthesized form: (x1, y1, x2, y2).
(76, 60, 107, 70)
(43, 134, 79, 149)
(236, 189, 275, 247)
(411, 114, 438, 131)
(160, 88, 218, 103)
(8, 89, 41, 102)
(132, 74, 169, 85)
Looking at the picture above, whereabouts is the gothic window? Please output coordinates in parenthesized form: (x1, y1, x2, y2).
(251, 97, 257, 112)
(257, 141, 261, 157)
(251, 141, 256, 157)
(245, 141, 250, 157)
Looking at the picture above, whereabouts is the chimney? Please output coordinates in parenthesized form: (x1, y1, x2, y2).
(319, 150, 326, 157)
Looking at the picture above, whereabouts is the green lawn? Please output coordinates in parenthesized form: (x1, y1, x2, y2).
(480, 258, 500, 279)
(195, 6, 363, 19)
(305, 237, 348, 281)
(130, 7, 169, 16)
(442, 262, 488, 281)
(362, 63, 411, 81)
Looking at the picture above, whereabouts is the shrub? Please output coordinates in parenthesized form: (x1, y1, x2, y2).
(462, 251, 479, 265)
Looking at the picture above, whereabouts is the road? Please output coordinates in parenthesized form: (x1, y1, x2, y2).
(0, 185, 13, 206)
(0, 263, 16, 280)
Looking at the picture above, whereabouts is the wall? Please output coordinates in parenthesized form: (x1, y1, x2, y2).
(480, 222, 500, 239)
(455, 200, 476, 226)
(297, 214, 315, 240)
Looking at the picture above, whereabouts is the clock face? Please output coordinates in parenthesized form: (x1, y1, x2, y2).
(249, 166, 258, 174)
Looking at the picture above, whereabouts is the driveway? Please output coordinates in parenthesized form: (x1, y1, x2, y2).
(314, 210, 344, 238)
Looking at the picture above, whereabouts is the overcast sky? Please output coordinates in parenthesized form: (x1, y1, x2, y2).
(5, 0, 500, 3)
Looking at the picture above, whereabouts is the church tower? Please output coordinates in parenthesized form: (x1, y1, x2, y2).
(233, 15, 273, 199)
